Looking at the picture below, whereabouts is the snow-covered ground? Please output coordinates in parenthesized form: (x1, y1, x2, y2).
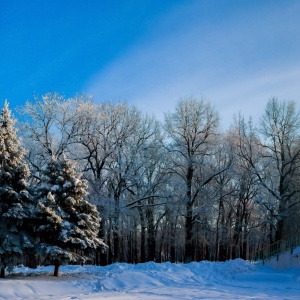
(1, 258, 299, 300)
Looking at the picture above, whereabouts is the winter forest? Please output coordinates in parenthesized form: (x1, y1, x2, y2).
(0, 94, 299, 278)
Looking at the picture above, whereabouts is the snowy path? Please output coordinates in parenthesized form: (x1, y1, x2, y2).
(1, 259, 299, 299)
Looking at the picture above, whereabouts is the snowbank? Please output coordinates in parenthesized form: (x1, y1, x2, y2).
(1, 259, 299, 299)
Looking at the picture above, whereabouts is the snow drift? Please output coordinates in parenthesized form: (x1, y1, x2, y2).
(1, 259, 300, 299)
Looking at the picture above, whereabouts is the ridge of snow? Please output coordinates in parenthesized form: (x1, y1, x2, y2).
(2, 259, 299, 299)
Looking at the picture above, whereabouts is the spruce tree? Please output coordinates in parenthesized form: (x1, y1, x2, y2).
(0, 101, 33, 278)
(36, 154, 106, 276)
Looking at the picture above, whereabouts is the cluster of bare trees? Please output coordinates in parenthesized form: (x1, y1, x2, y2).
(16, 94, 300, 264)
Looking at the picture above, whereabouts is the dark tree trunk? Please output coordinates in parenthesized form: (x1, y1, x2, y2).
(100, 251, 108, 266)
(218, 244, 227, 261)
(128, 231, 133, 264)
(27, 248, 38, 269)
(0, 266, 5, 278)
(140, 226, 147, 263)
(113, 193, 121, 263)
(184, 165, 194, 263)
(169, 221, 177, 263)
(53, 259, 61, 277)
(170, 245, 176, 263)
(159, 227, 166, 263)
(95, 251, 99, 266)
(147, 231, 156, 262)
(113, 230, 120, 262)
(138, 207, 147, 263)
(185, 202, 194, 263)
(106, 229, 114, 264)
(146, 203, 156, 261)
(232, 203, 242, 259)
(275, 219, 285, 241)
(98, 217, 108, 266)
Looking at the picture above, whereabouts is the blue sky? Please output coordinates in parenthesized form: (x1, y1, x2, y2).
(1, 0, 300, 127)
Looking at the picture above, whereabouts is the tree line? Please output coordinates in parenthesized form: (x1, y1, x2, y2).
(0, 94, 300, 276)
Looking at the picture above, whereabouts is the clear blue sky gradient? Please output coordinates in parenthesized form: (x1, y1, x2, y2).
(1, 0, 300, 127)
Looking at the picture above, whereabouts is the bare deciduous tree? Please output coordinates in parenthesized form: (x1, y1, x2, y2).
(164, 97, 222, 262)
(258, 98, 300, 240)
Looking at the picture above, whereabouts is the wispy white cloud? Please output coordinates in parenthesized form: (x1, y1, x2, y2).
(85, 0, 300, 128)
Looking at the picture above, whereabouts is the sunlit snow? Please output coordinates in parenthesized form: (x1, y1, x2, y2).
(50, 185, 60, 192)
(1, 259, 299, 299)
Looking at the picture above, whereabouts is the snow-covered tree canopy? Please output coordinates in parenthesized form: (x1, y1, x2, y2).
(36, 154, 106, 266)
(0, 101, 33, 277)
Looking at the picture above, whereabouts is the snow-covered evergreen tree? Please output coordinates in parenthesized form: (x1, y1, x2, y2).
(0, 101, 33, 278)
(36, 154, 106, 276)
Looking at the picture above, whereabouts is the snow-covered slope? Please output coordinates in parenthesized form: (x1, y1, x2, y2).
(1, 259, 299, 299)
(265, 246, 300, 269)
